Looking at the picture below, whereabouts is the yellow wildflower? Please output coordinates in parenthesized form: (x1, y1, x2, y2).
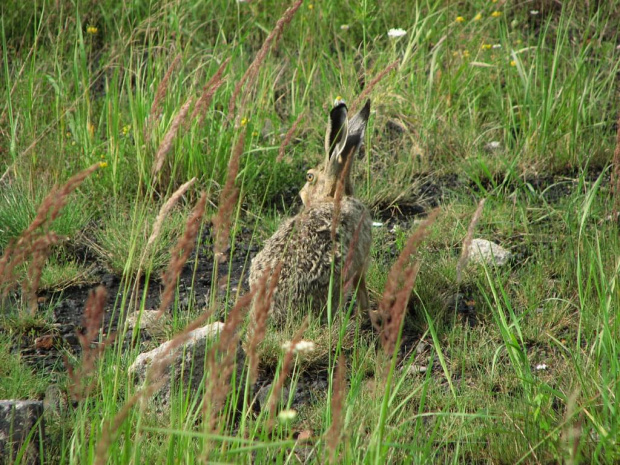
(252, 131, 259, 137)
(481, 44, 492, 50)
(308, 3, 313, 9)
(463, 50, 470, 58)
(456, 16, 465, 23)
(510, 60, 517, 67)
(240, 117, 249, 126)
(86, 25, 98, 35)
(122, 124, 131, 136)
(99, 161, 108, 168)
(491, 11, 502, 18)
(474, 13, 482, 21)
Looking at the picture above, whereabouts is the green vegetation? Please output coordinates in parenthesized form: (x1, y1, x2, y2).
(1, 0, 619, 463)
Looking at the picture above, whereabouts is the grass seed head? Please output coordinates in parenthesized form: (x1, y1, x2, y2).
(156, 192, 207, 317)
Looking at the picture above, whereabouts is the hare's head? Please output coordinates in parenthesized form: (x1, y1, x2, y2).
(300, 98, 371, 207)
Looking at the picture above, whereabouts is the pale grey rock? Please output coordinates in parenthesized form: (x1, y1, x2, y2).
(468, 238, 512, 267)
(128, 322, 243, 408)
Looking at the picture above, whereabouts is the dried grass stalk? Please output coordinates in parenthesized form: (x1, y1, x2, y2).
(378, 208, 439, 355)
(612, 111, 620, 220)
(326, 354, 347, 463)
(148, 178, 196, 247)
(203, 291, 255, 433)
(277, 112, 304, 162)
(247, 263, 283, 383)
(212, 130, 245, 263)
(0, 163, 99, 312)
(156, 192, 207, 318)
(227, 0, 304, 121)
(145, 53, 182, 142)
(191, 57, 231, 126)
(65, 286, 115, 401)
(151, 97, 193, 179)
(455, 198, 486, 284)
(350, 60, 400, 113)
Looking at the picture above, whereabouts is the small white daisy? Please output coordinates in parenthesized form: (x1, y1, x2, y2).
(387, 28, 407, 39)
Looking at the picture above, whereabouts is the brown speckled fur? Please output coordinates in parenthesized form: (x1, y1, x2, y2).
(249, 99, 372, 323)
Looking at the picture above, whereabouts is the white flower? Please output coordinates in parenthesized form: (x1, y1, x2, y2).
(372, 221, 383, 227)
(387, 28, 407, 39)
(492, 44, 502, 49)
(281, 340, 316, 354)
(278, 408, 297, 421)
(530, 10, 539, 15)
(535, 363, 548, 371)
(340, 24, 350, 31)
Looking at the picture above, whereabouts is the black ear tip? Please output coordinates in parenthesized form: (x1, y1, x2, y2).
(362, 99, 371, 115)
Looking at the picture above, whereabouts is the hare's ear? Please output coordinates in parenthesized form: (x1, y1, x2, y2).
(326, 99, 371, 175)
(324, 99, 349, 164)
(345, 99, 371, 155)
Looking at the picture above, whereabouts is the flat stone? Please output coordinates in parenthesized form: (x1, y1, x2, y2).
(0, 400, 44, 465)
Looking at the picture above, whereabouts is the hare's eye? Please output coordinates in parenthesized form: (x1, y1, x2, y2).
(306, 172, 315, 183)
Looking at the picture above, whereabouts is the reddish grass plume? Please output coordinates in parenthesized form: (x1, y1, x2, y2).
(156, 192, 207, 318)
(0, 163, 99, 313)
(378, 208, 440, 355)
(212, 129, 246, 263)
(227, 0, 304, 122)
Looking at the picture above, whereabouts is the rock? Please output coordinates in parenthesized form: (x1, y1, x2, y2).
(467, 239, 512, 267)
(128, 322, 246, 409)
(0, 400, 45, 465)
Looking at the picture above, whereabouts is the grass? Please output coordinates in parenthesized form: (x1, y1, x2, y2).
(1, 0, 619, 463)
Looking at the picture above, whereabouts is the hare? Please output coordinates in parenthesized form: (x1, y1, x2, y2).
(249, 98, 372, 323)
